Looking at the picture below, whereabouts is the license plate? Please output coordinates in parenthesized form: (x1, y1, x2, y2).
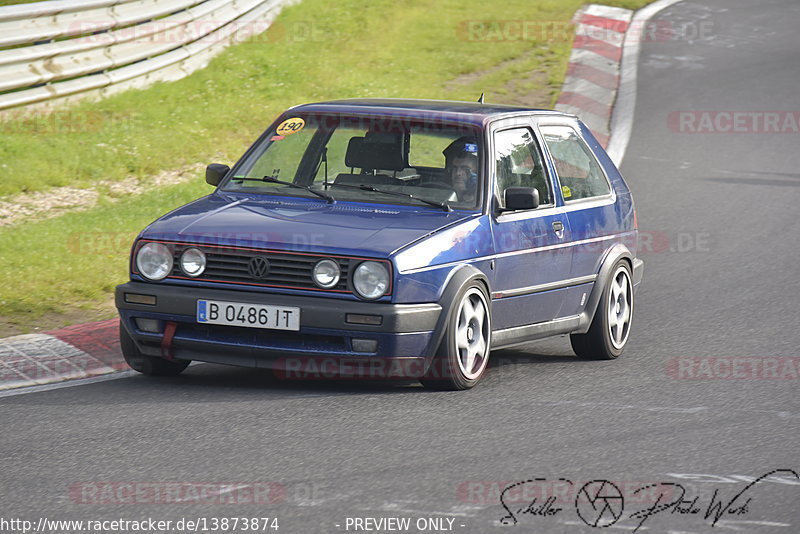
(197, 300, 300, 331)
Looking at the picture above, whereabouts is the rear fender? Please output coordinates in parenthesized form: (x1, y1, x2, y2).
(575, 244, 633, 334)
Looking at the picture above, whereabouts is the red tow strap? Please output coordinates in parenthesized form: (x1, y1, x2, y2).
(161, 321, 177, 360)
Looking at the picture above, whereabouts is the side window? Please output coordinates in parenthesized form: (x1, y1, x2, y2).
(494, 127, 551, 208)
(540, 125, 611, 201)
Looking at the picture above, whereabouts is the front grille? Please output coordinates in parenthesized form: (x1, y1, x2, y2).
(169, 244, 352, 292)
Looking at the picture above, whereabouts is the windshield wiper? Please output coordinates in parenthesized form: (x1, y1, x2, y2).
(231, 175, 335, 203)
(330, 182, 451, 212)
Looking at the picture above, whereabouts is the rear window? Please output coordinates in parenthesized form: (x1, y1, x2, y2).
(540, 125, 611, 201)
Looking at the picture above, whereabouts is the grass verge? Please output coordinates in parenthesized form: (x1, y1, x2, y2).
(0, 0, 42, 6)
(0, 176, 210, 335)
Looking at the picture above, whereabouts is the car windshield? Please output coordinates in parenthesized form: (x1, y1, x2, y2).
(222, 113, 483, 210)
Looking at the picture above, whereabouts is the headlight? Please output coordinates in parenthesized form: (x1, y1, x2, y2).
(136, 242, 173, 281)
(313, 259, 340, 288)
(180, 248, 206, 277)
(353, 261, 389, 300)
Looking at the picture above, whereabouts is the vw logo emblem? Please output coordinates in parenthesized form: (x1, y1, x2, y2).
(247, 256, 271, 279)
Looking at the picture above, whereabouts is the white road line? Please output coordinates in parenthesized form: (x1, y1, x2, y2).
(172, 483, 251, 503)
(0, 370, 139, 398)
(606, 0, 688, 166)
(583, 4, 636, 21)
(562, 521, 648, 531)
(569, 48, 621, 75)
(715, 520, 791, 528)
(575, 24, 627, 47)
(561, 77, 617, 104)
(0, 362, 381, 399)
(554, 105, 611, 134)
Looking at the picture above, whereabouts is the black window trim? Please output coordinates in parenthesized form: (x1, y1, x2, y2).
(536, 121, 614, 204)
(490, 122, 556, 213)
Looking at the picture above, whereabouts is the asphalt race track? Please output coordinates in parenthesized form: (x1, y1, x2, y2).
(1, 1, 798, 533)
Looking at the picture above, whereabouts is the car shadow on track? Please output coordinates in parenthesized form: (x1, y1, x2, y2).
(110, 346, 581, 397)
(123, 364, 423, 396)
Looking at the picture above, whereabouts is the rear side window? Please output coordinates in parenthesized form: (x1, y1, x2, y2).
(540, 125, 611, 201)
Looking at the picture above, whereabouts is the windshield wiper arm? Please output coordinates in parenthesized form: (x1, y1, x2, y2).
(330, 182, 451, 212)
(231, 175, 335, 203)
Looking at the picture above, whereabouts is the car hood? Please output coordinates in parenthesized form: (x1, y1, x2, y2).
(141, 193, 479, 257)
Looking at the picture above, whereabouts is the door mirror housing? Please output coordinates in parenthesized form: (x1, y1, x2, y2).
(502, 186, 540, 211)
(206, 163, 230, 186)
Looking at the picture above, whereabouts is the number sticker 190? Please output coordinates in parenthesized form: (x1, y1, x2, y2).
(275, 117, 305, 136)
(197, 300, 300, 331)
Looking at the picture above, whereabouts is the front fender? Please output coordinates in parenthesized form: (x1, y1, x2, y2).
(422, 264, 490, 370)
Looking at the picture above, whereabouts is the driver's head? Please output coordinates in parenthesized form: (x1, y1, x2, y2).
(443, 137, 479, 200)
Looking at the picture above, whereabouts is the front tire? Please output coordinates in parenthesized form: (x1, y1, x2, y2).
(571, 261, 634, 360)
(421, 283, 491, 390)
(120, 323, 190, 376)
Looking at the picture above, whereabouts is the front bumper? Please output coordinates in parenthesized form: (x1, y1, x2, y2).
(116, 282, 441, 371)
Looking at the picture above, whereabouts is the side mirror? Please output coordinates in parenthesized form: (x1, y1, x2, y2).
(206, 163, 230, 186)
(503, 186, 539, 211)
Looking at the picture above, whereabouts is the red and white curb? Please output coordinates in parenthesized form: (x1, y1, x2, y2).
(555, 4, 634, 147)
(0, 319, 125, 391)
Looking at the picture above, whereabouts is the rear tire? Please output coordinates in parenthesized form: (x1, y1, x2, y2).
(421, 283, 491, 390)
(571, 261, 634, 360)
(120, 323, 190, 376)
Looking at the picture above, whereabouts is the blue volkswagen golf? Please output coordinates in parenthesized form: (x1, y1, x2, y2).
(116, 99, 643, 389)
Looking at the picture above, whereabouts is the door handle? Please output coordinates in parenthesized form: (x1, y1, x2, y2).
(552, 220, 565, 239)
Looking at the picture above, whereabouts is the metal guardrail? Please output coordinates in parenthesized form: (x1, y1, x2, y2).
(0, 0, 297, 112)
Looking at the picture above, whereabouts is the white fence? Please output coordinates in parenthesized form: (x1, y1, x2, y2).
(0, 0, 297, 113)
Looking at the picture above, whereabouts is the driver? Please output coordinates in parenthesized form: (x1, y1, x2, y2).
(442, 137, 479, 203)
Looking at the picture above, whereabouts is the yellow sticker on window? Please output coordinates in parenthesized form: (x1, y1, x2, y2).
(275, 117, 305, 136)
(561, 185, 572, 199)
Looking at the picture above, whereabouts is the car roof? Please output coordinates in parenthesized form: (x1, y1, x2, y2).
(288, 98, 576, 126)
